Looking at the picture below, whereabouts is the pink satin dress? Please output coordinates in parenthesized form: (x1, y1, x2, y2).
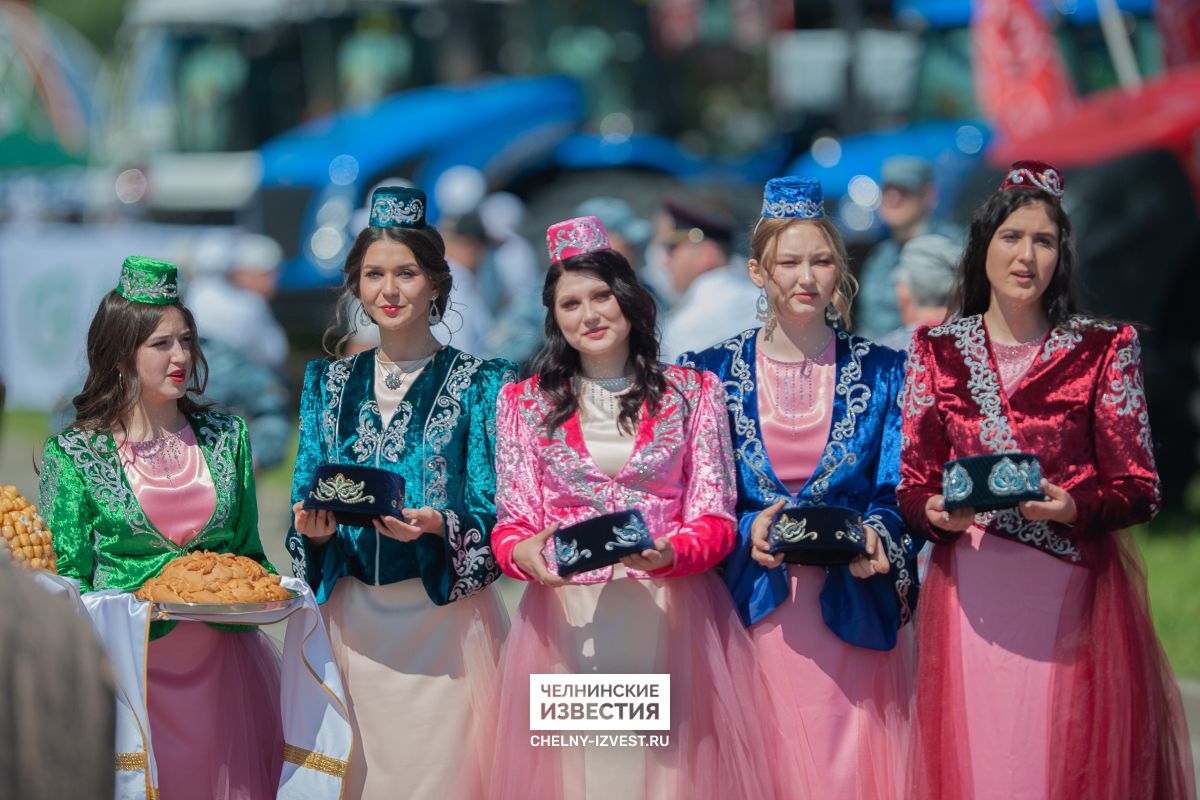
(119, 425, 283, 800)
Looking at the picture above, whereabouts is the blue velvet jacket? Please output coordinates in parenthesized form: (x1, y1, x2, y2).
(680, 328, 920, 650)
(285, 346, 516, 604)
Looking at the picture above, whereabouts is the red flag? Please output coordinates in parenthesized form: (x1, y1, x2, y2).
(973, 0, 1076, 140)
(1157, 0, 1200, 67)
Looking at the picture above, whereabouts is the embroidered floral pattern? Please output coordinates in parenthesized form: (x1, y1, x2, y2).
(761, 197, 823, 219)
(445, 509, 495, 601)
(422, 353, 483, 505)
(720, 330, 789, 504)
(188, 413, 239, 550)
(370, 194, 425, 228)
(546, 216, 610, 264)
(322, 358, 352, 459)
(352, 400, 411, 465)
(1040, 316, 1119, 362)
(808, 331, 871, 503)
(55, 430, 164, 556)
(900, 344, 934, 426)
(118, 270, 178, 303)
(1101, 337, 1155, 461)
(866, 512, 914, 625)
(984, 508, 1079, 562)
(929, 316, 1019, 454)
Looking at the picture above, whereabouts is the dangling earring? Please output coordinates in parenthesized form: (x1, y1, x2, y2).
(428, 298, 442, 326)
(755, 289, 770, 322)
(357, 304, 374, 327)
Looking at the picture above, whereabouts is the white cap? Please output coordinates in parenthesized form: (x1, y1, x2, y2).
(233, 233, 283, 273)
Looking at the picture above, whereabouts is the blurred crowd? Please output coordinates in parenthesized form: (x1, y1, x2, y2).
(21, 153, 963, 476)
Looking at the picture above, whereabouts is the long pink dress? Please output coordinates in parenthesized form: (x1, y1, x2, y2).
(486, 368, 796, 799)
(119, 426, 283, 800)
(751, 341, 913, 799)
(900, 318, 1194, 799)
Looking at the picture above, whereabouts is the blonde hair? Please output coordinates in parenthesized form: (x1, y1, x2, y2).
(750, 217, 857, 328)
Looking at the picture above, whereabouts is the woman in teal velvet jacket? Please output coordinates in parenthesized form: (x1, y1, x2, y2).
(285, 187, 513, 800)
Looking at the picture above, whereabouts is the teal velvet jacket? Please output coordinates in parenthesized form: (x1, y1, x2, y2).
(285, 347, 516, 604)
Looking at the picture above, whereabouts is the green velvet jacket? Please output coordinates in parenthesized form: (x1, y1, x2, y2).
(39, 411, 273, 636)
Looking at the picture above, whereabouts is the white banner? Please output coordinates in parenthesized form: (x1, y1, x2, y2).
(0, 222, 216, 410)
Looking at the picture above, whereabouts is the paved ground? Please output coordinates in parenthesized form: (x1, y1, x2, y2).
(3, 424, 1198, 792)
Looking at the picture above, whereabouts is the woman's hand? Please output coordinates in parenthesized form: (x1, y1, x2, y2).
(749, 498, 787, 569)
(925, 495, 974, 532)
(621, 537, 676, 572)
(512, 524, 566, 587)
(374, 507, 444, 542)
(292, 501, 335, 546)
(1019, 480, 1077, 524)
(849, 524, 891, 579)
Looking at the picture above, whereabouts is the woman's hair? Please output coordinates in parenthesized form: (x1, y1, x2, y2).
(71, 292, 210, 432)
(530, 248, 669, 436)
(947, 187, 1079, 325)
(323, 224, 453, 356)
(750, 217, 857, 328)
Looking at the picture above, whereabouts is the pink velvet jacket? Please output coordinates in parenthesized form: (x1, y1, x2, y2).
(898, 314, 1161, 562)
(492, 365, 737, 583)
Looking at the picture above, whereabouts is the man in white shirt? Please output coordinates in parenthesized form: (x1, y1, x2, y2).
(658, 196, 760, 361)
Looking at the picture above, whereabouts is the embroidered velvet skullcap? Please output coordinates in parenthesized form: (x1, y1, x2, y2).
(761, 176, 825, 220)
(546, 215, 612, 265)
(766, 504, 870, 566)
(942, 453, 1047, 512)
(117, 256, 180, 305)
(369, 186, 428, 229)
(302, 464, 406, 528)
(1000, 160, 1064, 200)
(555, 510, 654, 578)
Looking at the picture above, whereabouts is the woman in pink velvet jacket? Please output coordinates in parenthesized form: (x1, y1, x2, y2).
(483, 216, 800, 800)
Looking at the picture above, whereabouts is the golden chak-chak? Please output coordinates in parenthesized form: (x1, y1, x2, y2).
(135, 551, 291, 604)
(0, 485, 58, 573)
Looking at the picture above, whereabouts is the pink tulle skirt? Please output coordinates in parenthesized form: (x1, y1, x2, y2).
(147, 622, 283, 800)
(911, 527, 1195, 799)
(484, 569, 794, 800)
(750, 565, 913, 800)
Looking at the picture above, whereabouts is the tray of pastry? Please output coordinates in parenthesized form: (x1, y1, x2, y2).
(137, 551, 303, 621)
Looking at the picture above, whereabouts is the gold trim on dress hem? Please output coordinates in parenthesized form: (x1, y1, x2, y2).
(114, 751, 147, 771)
(283, 743, 349, 778)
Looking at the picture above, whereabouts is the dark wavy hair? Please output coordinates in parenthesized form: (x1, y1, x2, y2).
(71, 292, 210, 433)
(947, 187, 1079, 325)
(530, 248, 669, 436)
(324, 224, 453, 356)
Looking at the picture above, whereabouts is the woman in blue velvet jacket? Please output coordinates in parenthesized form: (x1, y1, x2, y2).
(679, 177, 919, 800)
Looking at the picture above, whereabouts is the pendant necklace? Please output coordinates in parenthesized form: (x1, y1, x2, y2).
(378, 353, 434, 391)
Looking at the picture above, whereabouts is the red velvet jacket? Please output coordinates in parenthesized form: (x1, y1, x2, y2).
(897, 314, 1160, 562)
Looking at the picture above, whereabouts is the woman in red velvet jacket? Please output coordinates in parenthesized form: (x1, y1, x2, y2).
(897, 160, 1194, 800)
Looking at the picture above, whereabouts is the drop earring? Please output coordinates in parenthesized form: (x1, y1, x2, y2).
(428, 298, 442, 326)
